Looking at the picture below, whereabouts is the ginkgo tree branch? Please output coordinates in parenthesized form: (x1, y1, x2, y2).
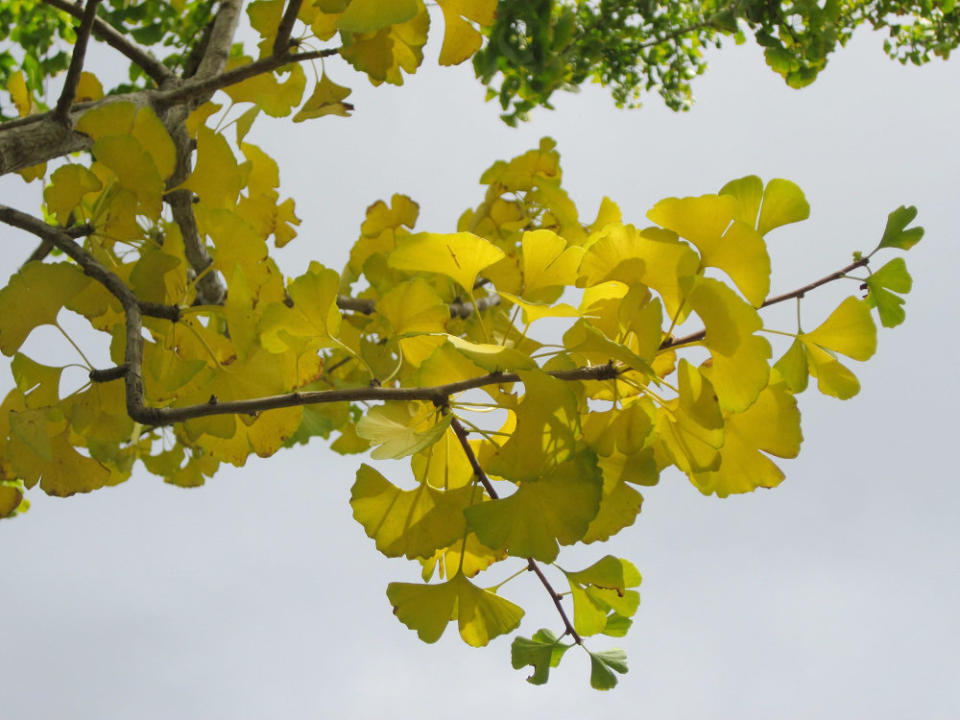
(450, 417, 584, 645)
(52, 0, 102, 125)
(154, 48, 340, 110)
(659, 256, 872, 350)
(42, 0, 174, 86)
(274, 0, 304, 56)
(194, 0, 244, 82)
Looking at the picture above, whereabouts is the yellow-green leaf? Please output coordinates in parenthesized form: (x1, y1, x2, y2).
(388, 231, 505, 294)
(386, 572, 524, 647)
(0, 263, 92, 355)
(293, 72, 353, 121)
(465, 455, 602, 562)
(338, 0, 418, 32)
(804, 296, 876, 361)
(356, 402, 451, 459)
(350, 464, 477, 558)
(43, 164, 102, 225)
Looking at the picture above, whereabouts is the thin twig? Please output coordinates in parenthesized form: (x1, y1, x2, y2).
(155, 49, 339, 110)
(53, 0, 102, 124)
(659, 257, 870, 350)
(450, 417, 583, 644)
(42, 0, 173, 85)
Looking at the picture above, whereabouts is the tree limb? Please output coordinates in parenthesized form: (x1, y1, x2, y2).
(53, 0, 102, 125)
(194, 0, 244, 81)
(42, 0, 174, 86)
(273, 0, 304, 56)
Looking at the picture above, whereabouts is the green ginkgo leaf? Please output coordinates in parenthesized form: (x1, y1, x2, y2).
(877, 205, 924, 251)
(566, 555, 642, 594)
(865, 257, 912, 328)
(589, 648, 629, 690)
(511, 629, 572, 685)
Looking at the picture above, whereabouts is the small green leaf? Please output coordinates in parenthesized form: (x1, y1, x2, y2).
(865, 257, 913, 328)
(588, 648, 629, 690)
(877, 205, 923, 251)
(510, 629, 572, 685)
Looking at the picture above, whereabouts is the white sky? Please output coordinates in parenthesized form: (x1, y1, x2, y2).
(1, 13, 959, 719)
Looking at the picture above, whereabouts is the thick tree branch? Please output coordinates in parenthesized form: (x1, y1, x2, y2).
(659, 257, 871, 350)
(53, 0, 102, 124)
(42, 0, 174, 85)
(450, 417, 583, 645)
(194, 0, 243, 81)
(274, 0, 304, 56)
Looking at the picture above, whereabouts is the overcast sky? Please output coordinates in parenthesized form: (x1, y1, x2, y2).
(1, 13, 959, 719)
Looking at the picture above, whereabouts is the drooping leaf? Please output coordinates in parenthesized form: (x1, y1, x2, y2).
(465, 454, 603, 562)
(588, 648, 629, 690)
(386, 572, 524, 646)
(350, 464, 477, 558)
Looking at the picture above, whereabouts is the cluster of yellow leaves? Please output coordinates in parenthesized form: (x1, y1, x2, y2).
(0, 100, 901, 683)
(222, 0, 496, 133)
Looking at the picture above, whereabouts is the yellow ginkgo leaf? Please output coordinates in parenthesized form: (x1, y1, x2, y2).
(803, 296, 877, 361)
(92, 135, 164, 219)
(338, 0, 418, 32)
(259, 262, 342, 352)
(757, 179, 810, 235)
(0, 263, 92, 355)
(521, 228, 584, 297)
(343, 4, 431, 85)
(802, 342, 861, 399)
(74, 71, 103, 102)
(224, 58, 306, 117)
(387, 572, 524, 646)
(377, 278, 449, 334)
(350, 463, 477, 558)
(445, 335, 537, 371)
(647, 193, 770, 306)
(43, 164, 102, 225)
(692, 381, 802, 497)
(356, 402, 451, 459)
(293, 73, 353, 121)
(500, 292, 580, 325)
(465, 454, 602, 562)
(7, 70, 30, 116)
(131, 106, 177, 180)
(179, 126, 244, 209)
(436, 0, 497, 66)
(388, 231, 505, 294)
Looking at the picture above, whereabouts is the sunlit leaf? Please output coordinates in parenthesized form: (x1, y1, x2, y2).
(387, 573, 524, 646)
